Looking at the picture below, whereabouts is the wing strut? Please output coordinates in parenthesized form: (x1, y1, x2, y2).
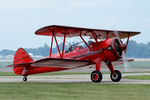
(61, 30, 66, 58)
(49, 30, 66, 58)
(125, 33, 131, 54)
(92, 31, 99, 46)
(80, 31, 91, 49)
(54, 33, 62, 57)
(80, 31, 99, 49)
(106, 32, 109, 39)
(50, 32, 54, 57)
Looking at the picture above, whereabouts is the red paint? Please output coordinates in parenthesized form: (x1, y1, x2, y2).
(54, 34, 62, 57)
(61, 31, 66, 58)
(13, 37, 126, 75)
(49, 33, 54, 57)
(125, 33, 131, 54)
(10, 25, 140, 79)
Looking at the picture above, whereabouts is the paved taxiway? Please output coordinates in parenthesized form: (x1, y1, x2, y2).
(0, 73, 150, 84)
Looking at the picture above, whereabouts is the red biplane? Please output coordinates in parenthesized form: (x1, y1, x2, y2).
(8, 25, 140, 82)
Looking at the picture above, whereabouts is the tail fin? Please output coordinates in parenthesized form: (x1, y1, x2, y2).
(12, 48, 34, 75)
(13, 48, 33, 64)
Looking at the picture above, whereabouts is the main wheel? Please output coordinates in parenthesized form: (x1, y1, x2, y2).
(91, 70, 102, 83)
(23, 76, 27, 82)
(110, 70, 122, 82)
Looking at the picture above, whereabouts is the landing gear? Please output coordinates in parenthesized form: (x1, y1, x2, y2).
(106, 60, 122, 82)
(91, 59, 122, 83)
(91, 70, 102, 83)
(110, 70, 122, 82)
(23, 75, 28, 82)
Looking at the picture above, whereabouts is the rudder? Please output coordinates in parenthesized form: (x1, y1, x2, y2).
(13, 48, 33, 75)
(13, 48, 33, 64)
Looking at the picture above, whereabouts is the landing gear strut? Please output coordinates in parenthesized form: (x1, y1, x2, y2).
(91, 70, 102, 83)
(91, 59, 122, 83)
(23, 75, 28, 82)
(91, 58, 102, 83)
(106, 60, 122, 82)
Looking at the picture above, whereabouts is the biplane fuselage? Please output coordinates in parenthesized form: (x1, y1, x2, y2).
(52, 37, 121, 61)
(13, 37, 121, 75)
(9, 25, 140, 82)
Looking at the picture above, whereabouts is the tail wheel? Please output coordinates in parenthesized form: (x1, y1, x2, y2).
(91, 70, 102, 83)
(23, 76, 28, 82)
(110, 70, 122, 82)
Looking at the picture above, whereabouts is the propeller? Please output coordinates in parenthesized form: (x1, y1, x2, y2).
(122, 51, 129, 71)
(113, 31, 129, 71)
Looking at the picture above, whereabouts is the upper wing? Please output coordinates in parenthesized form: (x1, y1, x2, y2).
(35, 25, 140, 39)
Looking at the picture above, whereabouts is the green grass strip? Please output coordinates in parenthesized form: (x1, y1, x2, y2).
(0, 83, 150, 100)
(125, 75, 150, 80)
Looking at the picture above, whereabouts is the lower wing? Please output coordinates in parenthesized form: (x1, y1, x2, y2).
(112, 59, 134, 66)
(32, 58, 95, 68)
(8, 58, 95, 69)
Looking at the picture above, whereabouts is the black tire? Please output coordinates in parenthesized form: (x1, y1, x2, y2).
(110, 70, 122, 82)
(91, 70, 102, 83)
(23, 76, 27, 82)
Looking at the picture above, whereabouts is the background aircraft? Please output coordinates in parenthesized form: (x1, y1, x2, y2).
(8, 25, 140, 82)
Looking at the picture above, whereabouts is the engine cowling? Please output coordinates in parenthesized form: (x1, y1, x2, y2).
(113, 38, 126, 57)
(103, 37, 126, 61)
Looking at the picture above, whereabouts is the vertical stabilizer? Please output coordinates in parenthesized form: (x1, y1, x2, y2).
(13, 48, 33, 75)
(13, 48, 33, 64)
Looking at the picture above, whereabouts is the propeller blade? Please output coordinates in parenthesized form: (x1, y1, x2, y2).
(114, 31, 119, 37)
(122, 51, 129, 71)
(113, 31, 129, 71)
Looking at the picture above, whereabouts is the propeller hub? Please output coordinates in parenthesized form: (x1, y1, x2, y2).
(103, 37, 127, 61)
(111, 38, 126, 58)
(119, 44, 127, 51)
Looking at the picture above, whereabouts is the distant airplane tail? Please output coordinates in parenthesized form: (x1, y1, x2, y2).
(13, 48, 34, 75)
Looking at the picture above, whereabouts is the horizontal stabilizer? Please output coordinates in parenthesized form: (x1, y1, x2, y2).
(7, 62, 33, 67)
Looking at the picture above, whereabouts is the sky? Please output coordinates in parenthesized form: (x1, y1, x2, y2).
(0, 0, 150, 50)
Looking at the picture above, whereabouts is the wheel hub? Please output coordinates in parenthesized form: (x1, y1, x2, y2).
(93, 73, 99, 81)
(91, 70, 102, 82)
(112, 72, 118, 80)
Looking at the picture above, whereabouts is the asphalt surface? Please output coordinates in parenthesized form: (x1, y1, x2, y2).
(0, 73, 150, 84)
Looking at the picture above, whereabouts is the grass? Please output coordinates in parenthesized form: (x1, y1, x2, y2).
(0, 83, 150, 100)
(0, 72, 16, 76)
(0, 72, 91, 76)
(125, 75, 150, 80)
